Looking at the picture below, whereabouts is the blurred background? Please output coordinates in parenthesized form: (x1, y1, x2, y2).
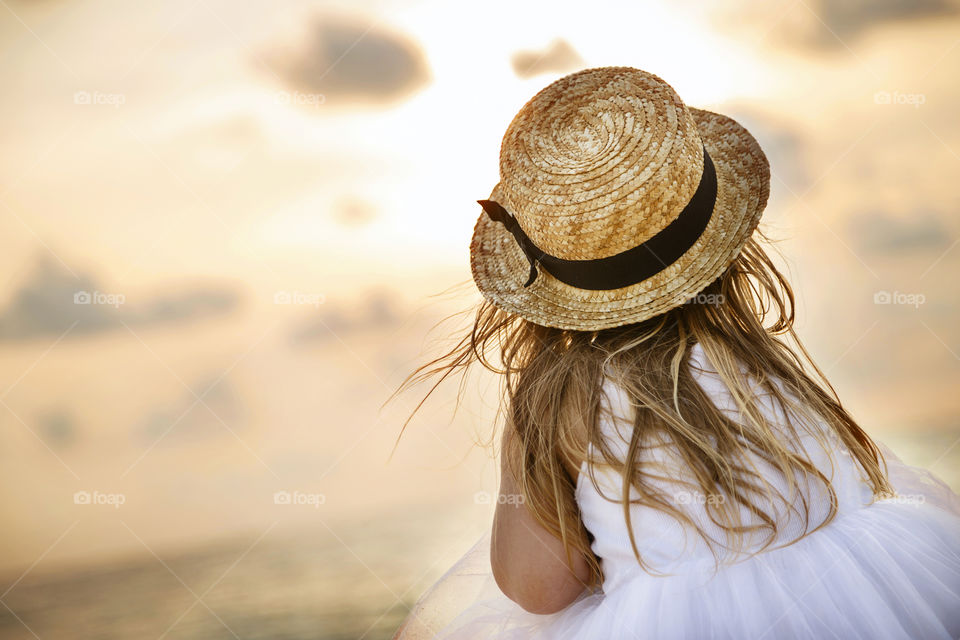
(1, 0, 958, 637)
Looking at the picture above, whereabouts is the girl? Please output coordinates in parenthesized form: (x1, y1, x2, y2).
(393, 67, 960, 639)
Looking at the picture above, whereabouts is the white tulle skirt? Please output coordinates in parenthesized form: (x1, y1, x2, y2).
(394, 442, 960, 639)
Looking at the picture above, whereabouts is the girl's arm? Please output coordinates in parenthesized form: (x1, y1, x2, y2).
(489, 430, 592, 615)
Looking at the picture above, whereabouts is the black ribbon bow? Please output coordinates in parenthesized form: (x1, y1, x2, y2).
(477, 146, 717, 291)
(476, 199, 544, 286)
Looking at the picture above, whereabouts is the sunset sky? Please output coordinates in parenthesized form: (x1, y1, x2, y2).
(0, 0, 958, 636)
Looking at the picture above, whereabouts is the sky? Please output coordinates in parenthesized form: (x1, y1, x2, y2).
(0, 0, 958, 636)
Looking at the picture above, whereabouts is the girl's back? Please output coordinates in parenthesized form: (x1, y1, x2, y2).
(581, 341, 874, 584)
(399, 342, 960, 639)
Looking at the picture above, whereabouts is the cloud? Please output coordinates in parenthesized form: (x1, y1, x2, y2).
(715, 107, 811, 194)
(511, 39, 584, 79)
(333, 196, 378, 227)
(847, 209, 951, 254)
(268, 12, 430, 106)
(0, 257, 241, 341)
(710, 0, 958, 50)
(813, 0, 957, 44)
(136, 374, 246, 445)
(289, 290, 402, 343)
(37, 410, 77, 449)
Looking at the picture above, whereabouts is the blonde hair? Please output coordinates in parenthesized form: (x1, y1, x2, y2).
(397, 231, 894, 589)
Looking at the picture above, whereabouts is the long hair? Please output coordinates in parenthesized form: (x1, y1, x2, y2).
(395, 230, 894, 589)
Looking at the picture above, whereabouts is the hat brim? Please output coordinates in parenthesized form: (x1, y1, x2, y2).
(469, 107, 771, 331)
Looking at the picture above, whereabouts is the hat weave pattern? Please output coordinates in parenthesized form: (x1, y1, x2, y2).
(470, 66, 770, 331)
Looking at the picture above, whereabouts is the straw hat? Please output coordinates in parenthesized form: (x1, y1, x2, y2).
(469, 66, 770, 331)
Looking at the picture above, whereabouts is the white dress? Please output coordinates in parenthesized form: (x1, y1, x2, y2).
(395, 343, 960, 639)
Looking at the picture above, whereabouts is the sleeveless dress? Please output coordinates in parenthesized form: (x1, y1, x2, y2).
(395, 343, 960, 639)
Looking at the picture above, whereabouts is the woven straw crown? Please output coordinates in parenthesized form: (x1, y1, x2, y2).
(470, 66, 770, 331)
(497, 69, 706, 261)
